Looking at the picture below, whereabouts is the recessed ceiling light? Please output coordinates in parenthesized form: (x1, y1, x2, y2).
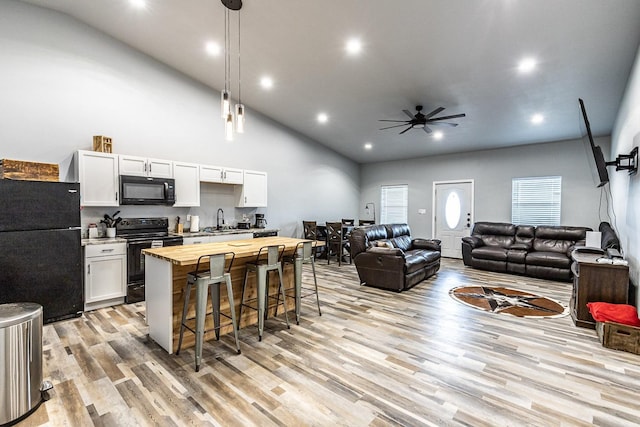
(364, 142, 373, 150)
(130, 0, 146, 9)
(260, 76, 273, 90)
(346, 38, 362, 55)
(531, 113, 544, 124)
(518, 57, 536, 73)
(433, 131, 443, 140)
(317, 113, 328, 124)
(205, 41, 221, 56)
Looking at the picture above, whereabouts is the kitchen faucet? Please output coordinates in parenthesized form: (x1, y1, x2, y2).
(216, 208, 224, 230)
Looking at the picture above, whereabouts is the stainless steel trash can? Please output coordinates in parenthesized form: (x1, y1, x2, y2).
(0, 302, 51, 425)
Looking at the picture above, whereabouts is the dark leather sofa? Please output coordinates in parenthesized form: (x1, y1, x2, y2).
(350, 224, 441, 291)
(461, 222, 591, 281)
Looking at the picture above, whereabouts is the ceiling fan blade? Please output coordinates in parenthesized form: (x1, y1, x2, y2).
(402, 109, 416, 119)
(379, 123, 410, 130)
(427, 113, 466, 122)
(399, 126, 413, 135)
(429, 122, 459, 127)
(378, 119, 410, 123)
(424, 107, 445, 120)
(423, 125, 432, 134)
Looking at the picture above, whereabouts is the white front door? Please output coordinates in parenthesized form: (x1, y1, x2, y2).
(433, 181, 473, 258)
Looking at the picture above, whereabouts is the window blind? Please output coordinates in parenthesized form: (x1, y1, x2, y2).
(380, 185, 408, 224)
(511, 176, 561, 226)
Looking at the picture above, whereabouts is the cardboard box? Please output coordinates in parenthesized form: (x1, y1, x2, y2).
(0, 159, 59, 182)
(596, 321, 640, 355)
(93, 135, 113, 153)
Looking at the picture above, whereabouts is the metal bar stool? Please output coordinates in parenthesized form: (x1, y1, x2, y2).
(238, 244, 290, 341)
(176, 252, 240, 372)
(278, 240, 321, 325)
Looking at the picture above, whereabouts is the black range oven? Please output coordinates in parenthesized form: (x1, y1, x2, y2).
(116, 217, 182, 303)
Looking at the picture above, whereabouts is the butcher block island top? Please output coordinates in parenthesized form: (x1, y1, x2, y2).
(142, 236, 316, 354)
(142, 236, 308, 265)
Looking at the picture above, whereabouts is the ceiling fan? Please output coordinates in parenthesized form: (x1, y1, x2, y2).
(379, 105, 466, 135)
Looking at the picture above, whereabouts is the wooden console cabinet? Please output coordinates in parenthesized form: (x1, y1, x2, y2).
(570, 252, 629, 329)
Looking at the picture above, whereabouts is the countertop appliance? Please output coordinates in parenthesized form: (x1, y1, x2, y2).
(120, 175, 175, 206)
(254, 213, 267, 229)
(0, 180, 83, 323)
(237, 221, 251, 229)
(116, 217, 183, 303)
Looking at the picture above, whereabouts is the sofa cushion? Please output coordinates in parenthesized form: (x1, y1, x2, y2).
(473, 246, 508, 261)
(404, 249, 439, 274)
(472, 222, 516, 248)
(533, 226, 589, 254)
(525, 251, 571, 269)
(390, 235, 412, 251)
(515, 225, 535, 247)
(507, 249, 527, 263)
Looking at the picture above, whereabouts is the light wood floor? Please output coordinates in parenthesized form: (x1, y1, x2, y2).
(17, 259, 640, 426)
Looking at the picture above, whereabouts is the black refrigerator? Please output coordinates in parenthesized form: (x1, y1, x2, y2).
(0, 179, 83, 323)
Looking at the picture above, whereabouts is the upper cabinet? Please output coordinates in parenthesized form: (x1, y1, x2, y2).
(236, 170, 267, 207)
(75, 150, 119, 207)
(200, 165, 244, 184)
(119, 155, 173, 178)
(173, 161, 200, 207)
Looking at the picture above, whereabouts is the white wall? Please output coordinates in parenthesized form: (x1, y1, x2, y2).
(611, 43, 640, 306)
(0, 1, 359, 237)
(361, 137, 607, 239)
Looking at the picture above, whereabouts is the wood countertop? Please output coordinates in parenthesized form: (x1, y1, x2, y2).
(142, 236, 316, 266)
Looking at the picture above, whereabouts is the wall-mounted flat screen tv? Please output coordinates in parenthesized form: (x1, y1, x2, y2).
(579, 98, 609, 187)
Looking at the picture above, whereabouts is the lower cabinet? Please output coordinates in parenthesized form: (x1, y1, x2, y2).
(84, 243, 126, 311)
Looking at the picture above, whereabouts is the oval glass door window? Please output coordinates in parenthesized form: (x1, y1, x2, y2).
(445, 191, 461, 229)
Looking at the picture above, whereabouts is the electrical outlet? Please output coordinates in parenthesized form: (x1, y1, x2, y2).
(186, 214, 191, 221)
(418, 209, 426, 214)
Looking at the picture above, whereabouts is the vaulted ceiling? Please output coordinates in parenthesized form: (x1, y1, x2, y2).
(21, 0, 640, 163)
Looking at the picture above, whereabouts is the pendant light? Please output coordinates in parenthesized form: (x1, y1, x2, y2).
(220, 7, 231, 119)
(221, 0, 243, 139)
(235, 8, 245, 133)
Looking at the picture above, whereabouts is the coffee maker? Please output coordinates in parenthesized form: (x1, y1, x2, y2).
(254, 213, 267, 229)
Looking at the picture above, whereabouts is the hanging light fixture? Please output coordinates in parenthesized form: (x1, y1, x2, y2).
(235, 7, 245, 133)
(220, 5, 230, 119)
(220, 0, 243, 139)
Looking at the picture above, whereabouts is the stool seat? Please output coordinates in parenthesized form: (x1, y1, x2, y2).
(238, 245, 290, 341)
(176, 252, 240, 372)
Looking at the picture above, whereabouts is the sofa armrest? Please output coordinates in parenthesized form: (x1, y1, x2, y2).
(411, 238, 441, 251)
(510, 242, 532, 251)
(461, 236, 483, 249)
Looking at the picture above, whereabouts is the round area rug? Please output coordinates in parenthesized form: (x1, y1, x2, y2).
(449, 286, 568, 318)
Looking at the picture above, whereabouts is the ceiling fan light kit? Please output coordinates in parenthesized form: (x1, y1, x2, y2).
(379, 105, 466, 136)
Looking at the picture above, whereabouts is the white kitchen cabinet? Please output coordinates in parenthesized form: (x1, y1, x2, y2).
(200, 165, 244, 184)
(173, 161, 200, 207)
(235, 170, 268, 207)
(119, 155, 173, 178)
(84, 243, 126, 311)
(75, 150, 119, 207)
(182, 236, 211, 245)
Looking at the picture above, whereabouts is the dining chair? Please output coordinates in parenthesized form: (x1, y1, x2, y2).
(326, 221, 351, 266)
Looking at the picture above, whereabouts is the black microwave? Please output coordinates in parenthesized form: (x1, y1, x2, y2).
(120, 175, 176, 205)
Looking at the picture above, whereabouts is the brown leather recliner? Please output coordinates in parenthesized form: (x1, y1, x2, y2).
(461, 221, 590, 281)
(350, 224, 441, 292)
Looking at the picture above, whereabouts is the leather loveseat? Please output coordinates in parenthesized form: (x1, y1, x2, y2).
(461, 222, 591, 281)
(350, 224, 441, 291)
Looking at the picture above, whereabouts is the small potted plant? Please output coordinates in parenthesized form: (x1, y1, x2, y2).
(100, 211, 120, 238)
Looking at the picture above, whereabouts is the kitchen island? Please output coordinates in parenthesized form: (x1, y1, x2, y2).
(142, 236, 310, 353)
